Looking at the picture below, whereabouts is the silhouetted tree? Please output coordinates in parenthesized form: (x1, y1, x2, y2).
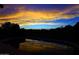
(0, 22, 25, 48)
(2, 22, 20, 30)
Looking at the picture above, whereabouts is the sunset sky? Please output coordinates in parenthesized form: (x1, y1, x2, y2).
(0, 4, 79, 29)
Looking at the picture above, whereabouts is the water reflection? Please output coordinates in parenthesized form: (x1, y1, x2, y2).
(19, 39, 69, 53)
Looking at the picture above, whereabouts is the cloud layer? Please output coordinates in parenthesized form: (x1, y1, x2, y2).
(0, 4, 79, 27)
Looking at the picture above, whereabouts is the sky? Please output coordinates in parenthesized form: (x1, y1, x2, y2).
(0, 4, 79, 29)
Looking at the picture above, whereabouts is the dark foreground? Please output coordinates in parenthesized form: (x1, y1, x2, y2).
(0, 22, 79, 55)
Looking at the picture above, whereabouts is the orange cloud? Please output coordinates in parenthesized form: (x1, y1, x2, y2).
(0, 5, 79, 26)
